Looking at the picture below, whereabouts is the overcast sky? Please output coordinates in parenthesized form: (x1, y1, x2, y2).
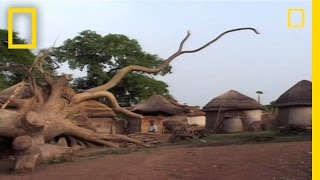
(0, 0, 311, 107)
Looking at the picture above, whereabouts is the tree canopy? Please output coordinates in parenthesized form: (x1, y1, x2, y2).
(0, 29, 35, 90)
(52, 30, 173, 106)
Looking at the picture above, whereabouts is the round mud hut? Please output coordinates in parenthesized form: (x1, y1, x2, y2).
(202, 90, 264, 132)
(274, 80, 312, 127)
(129, 95, 206, 133)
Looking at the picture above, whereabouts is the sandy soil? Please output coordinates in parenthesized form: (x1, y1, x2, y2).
(0, 141, 311, 180)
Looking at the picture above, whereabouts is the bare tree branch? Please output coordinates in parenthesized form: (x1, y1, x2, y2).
(178, 30, 191, 51)
(181, 27, 259, 54)
(71, 91, 143, 119)
(85, 27, 259, 93)
(33, 49, 54, 85)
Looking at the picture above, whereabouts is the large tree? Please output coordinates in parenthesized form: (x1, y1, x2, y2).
(52, 30, 172, 106)
(0, 28, 259, 173)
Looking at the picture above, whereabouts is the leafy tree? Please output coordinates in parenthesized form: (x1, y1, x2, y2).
(0, 29, 35, 90)
(53, 30, 173, 106)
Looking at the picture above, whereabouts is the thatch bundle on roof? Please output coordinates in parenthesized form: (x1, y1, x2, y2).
(203, 90, 264, 132)
(274, 80, 312, 127)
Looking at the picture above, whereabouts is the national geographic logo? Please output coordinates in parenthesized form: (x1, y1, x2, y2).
(7, 8, 37, 49)
(288, 8, 305, 28)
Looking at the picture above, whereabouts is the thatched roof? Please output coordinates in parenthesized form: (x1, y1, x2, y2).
(202, 90, 264, 112)
(185, 106, 206, 117)
(131, 95, 185, 115)
(167, 99, 205, 116)
(274, 80, 312, 107)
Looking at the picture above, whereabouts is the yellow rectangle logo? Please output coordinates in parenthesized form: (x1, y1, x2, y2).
(288, 8, 305, 28)
(8, 8, 37, 49)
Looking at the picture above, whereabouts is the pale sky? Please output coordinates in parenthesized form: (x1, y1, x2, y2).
(0, 0, 312, 107)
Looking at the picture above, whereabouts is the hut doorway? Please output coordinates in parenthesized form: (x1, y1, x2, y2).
(128, 116, 164, 134)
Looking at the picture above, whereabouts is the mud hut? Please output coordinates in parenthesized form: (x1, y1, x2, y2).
(222, 116, 243, 133)
(184, 106, 206, 127)
(127, 116, 164, 134)
(166, 99, 206, 126)
(72, 101, 126, 134)
(129, 95, 206, 133)
(202, 90, 264, 132)
(274, 80, 312, 126)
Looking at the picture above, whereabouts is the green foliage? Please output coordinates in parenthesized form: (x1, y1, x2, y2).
(53, 30, 173, 106)
(264, 104, 277, 113)
(256, 91, 263, 94)
(0, 29, 35, 90)
(264, 101, 278, 113)
(0, 74, 10, 90)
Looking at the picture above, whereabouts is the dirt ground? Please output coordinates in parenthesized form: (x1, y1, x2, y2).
(0, 141, 311, 180)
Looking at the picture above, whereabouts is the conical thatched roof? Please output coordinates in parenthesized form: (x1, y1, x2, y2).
(131, 95, 185, 115)
(202, 90, 264, 112)
(274, 80, 312, 107)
